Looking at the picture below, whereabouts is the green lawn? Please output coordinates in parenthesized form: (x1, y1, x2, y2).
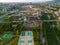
(33, 29, 40, 45)
(43, 22, 60, 45)
(7, 37, 18, 45)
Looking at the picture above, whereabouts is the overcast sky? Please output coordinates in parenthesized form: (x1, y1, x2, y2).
(0, 0, 53, 2)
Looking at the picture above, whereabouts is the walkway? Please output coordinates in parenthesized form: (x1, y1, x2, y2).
(18, 31, 34, 45)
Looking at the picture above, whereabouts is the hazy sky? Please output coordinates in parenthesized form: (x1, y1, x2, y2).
(0, 0, 53, 2)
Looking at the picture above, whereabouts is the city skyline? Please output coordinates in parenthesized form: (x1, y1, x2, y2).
(0, 0, 52, 2)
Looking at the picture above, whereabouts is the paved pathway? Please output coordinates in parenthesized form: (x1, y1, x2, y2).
(18, 31, 34, 45)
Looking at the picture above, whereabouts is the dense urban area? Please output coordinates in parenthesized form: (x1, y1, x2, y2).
(0, 2, 60, 45)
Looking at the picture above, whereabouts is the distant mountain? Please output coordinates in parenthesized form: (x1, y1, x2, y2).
(53, 0, 60, 2)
